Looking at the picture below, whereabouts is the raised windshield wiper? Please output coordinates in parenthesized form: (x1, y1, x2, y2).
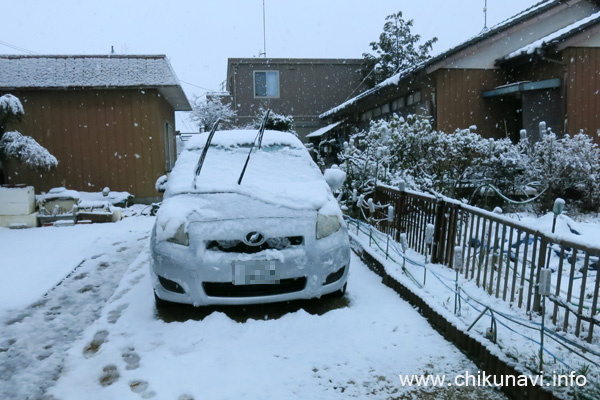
(193, 118, 221, 189)
(237, 109, 270, 185)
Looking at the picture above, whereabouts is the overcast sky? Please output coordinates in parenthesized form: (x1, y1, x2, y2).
(2, 0, 541, 131)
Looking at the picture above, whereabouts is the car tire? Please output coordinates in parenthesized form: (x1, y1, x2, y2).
(331, 283, 347, 298)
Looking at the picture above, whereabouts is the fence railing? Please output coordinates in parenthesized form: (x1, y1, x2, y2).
(370, 185, 600, 344)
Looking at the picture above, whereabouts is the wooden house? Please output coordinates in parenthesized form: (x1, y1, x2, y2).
(0, 55, 192, 203)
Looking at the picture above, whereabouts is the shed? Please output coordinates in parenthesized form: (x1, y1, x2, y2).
(0, 54, 192, 203)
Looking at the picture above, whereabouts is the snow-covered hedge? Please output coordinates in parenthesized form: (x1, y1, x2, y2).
(341, 114, 600, 212)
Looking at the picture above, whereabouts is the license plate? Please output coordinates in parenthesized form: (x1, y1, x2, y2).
(232, 260, 280, 285)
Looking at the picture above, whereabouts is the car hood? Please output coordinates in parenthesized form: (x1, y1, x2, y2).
(154, 193, 321, 243)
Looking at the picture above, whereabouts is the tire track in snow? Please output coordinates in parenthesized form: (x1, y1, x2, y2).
(0, 234, 149, 400)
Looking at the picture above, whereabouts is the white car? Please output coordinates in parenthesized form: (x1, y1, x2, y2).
(150, 129, 350, 307)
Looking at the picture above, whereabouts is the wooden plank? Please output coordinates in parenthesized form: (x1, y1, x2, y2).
(526, 235, 538, 312)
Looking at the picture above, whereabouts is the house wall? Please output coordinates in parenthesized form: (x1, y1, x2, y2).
(2, 88, 175, 202)
(434, 69, 508, 139)
(227, 59, 365, 139)
(564, 47, 600, 143)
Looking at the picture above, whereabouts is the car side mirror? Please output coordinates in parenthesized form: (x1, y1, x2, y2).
(323, 165, 346, 192)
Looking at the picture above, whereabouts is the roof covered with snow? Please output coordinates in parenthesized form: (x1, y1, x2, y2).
(500, 10, 600, 62)
(320, 0, 564, 119)
(0, 55, 191, 110)
(305, 120, 345, 138)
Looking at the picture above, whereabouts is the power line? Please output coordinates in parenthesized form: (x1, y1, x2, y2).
(179, 79, 216, 92)
(0, 40, 38, 55)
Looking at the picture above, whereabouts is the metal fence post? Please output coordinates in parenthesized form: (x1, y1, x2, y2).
(431, 195, 445, 264)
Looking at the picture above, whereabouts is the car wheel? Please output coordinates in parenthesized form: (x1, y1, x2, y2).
(331, 283, 347, 298)
(154, 291, 173, 309)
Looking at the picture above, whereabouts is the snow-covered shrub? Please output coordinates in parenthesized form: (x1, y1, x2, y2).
(528, 131, 600, 211)
(0, 131, 58, 170)
(341, 113, 535, 209)
(0, 94, 24, 132)
(0, 94, 58, 174)
(252, 107, 297, 136)
(190, 95, 237, 132)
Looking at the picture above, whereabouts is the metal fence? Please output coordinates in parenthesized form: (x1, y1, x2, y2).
(371, 186, 600, 344)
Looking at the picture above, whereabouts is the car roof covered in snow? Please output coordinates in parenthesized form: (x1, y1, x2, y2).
(164, 129, 334, 211)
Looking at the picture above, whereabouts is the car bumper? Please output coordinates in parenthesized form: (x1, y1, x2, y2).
(150, 229, 350, 306)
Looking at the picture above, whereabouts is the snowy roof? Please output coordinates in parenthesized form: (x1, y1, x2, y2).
(320, 0, 562, 119)
(0, 55, 191, 110)
(305, 120, 345, 138)
(500, 10, 600, 61)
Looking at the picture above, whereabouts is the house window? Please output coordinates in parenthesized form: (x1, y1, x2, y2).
(407, 90, 421, 106)
(254, 71, 279, 98)
(381, 104, 390, 114)
(372, 107, 382, 117)
(392, 97, 405, 111)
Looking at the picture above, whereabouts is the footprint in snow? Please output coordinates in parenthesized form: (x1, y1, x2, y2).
(83, 330, 109, 357)
(73, 272, 87, 280)
(107, 304, 128, 324)
(122, 347, 141, 370)
(129, 379, 157, 398)
(97, 262, 110, 271)
(117, 247, 128, 253)
(99, 364, 119, 387)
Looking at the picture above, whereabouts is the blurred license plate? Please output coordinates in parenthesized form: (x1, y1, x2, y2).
(232, 260, 280, 285)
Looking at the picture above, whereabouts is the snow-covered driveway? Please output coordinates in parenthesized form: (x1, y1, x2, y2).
(35, 235, 506, 399)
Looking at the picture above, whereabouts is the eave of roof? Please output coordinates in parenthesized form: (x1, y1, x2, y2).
(497, 9, 600, 64)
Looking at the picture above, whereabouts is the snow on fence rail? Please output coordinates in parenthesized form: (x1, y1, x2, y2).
(364, 186, 600, 344)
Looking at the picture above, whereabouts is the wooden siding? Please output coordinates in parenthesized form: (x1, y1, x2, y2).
(564, 47, 600, 144)
(3, 89, 175, 201)
(434, 69, 507, 139)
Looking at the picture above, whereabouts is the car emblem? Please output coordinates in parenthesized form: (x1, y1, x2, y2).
(244, 231, 265, 246)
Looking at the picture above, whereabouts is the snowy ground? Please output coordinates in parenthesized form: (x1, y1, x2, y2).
(0, 212, 508, 400)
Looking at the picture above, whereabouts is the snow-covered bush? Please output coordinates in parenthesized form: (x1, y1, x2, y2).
(0, 94, 24, 133)
(527, 131, 600, 211)
(341, 113, 600, 212)
(0, 131, 58, 170)
(252, 107, 297, 136)
(0, 94, 58, 174)
(190, 95, 237, 132)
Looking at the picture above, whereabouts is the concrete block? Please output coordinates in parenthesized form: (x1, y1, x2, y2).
(0, 212, 39, 228)
(0, 186, 35, 215)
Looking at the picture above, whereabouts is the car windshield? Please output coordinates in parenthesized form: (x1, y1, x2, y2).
(164, 130, 331, 210)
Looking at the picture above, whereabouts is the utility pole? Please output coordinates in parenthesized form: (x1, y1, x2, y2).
(259, 0, 267, 58)
(483, 0, 488, 31)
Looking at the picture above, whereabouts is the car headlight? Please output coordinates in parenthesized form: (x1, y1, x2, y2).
(316, 214, 341, 240)
(166, 224, 189, 246)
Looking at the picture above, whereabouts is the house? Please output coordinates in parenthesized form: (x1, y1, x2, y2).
(0, 55, 191, 203)
(321, 0, 600, 145)
(226, 58, 366, 140)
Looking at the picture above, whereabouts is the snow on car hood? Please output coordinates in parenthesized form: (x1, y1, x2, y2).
(164, 130, 333, 211)
(154, 193, 317, 243)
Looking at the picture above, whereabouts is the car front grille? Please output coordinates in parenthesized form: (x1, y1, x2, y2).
(206, 236, 303, 254)
(202, 277, 307, 297)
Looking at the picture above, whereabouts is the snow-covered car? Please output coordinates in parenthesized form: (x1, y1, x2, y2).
(150, 129, 350, 307)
